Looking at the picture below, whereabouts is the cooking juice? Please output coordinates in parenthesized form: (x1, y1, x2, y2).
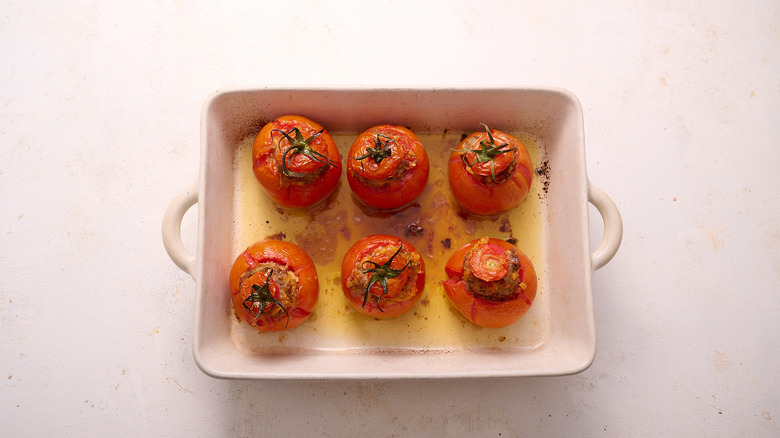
(230, 131, 548, 352)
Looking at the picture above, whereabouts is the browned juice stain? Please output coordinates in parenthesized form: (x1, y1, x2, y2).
(231, 131, 548, 352)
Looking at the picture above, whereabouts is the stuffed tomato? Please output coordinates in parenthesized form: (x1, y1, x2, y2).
(252, 115, 342, 208)
(443, 237, 537, 328)
(341, 235, 425, 318)
(346, 125, 429, 210)
(448, 124, 533, 215)
(229, 240, 319, 332)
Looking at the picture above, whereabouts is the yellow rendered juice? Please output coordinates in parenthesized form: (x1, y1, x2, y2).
(230, 130, 548, 352)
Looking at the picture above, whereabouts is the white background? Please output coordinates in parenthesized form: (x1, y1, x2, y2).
(1, 0, 778, 436)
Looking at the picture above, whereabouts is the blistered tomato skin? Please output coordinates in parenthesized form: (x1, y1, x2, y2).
(347, 125, 429, 210)
(448, 125, 533, 215)
(443, 237, 537, 328)
(252, 115, 342, 208)
(229, 240, 319, 332)
(341, 234, 426, 318)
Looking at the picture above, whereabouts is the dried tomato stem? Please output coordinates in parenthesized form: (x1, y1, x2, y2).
(354, 134, 394, 169)
(243, 268, 290, 327)
(360, 243, 410, 312)
(273, 127, 338, 178)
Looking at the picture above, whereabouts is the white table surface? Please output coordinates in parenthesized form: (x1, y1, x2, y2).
(2, 1, 778, 436)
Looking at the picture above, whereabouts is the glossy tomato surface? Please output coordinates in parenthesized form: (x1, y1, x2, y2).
(229, 240, 319, 332)
(253, 115, 342, 208)
(448, 125, 533, 215)
(347, 125, 429, 210)
(443, 237, 537, 328)
(341, 234, 425, 318)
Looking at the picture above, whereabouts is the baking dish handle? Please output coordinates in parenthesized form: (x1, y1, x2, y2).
(588, 183, 623, 271)
(162, 182, 198, 277)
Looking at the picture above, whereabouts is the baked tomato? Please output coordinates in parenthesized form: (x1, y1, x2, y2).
(252, 115, 342, 208)
(341, 235, 425, 318)
(448, 124, 533, 215)
(346, 125, 429, 210)
(229, 240, 319, 332)
(443, 237, 537, 328)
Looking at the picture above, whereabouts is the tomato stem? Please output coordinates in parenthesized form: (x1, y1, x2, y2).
(360, 242, 410, 312)
(273, 127, 338, 178)
(354, 134, 394, 169)
(458, 124, 517, 182)
(243, 268, 289, 327)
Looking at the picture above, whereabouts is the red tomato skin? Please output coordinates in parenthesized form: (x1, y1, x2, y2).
(347, 125, 429, 210)
(252, 115, 342, 208)
(229, 240, 319, 332)
(447, 129, 533, 215)
(443, 238, 537, 328)
(341, 234, 426, 319)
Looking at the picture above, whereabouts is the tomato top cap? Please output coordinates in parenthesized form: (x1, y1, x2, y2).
(459, 124, 517, 182)
(351, 132, 404, 181)
(468, 242, 509, 282)
(359, 242, 411, 312)
(273, 126, 338, 177)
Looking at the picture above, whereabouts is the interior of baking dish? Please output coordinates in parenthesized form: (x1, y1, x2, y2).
(193, 88, 594, 379)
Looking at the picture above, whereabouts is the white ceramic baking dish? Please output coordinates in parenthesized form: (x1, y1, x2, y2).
(162, 87, 622, 379)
